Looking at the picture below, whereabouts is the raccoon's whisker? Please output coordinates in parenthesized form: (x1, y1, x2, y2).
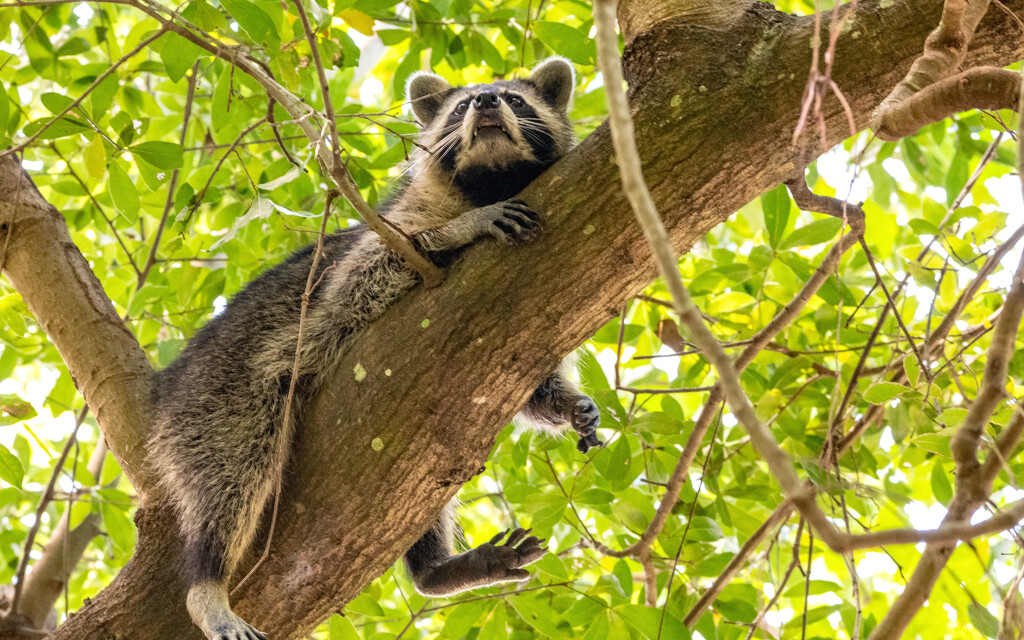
(420, 133, 462, 171)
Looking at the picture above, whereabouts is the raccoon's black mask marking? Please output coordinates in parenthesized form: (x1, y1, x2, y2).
(406, 57, 576, 207)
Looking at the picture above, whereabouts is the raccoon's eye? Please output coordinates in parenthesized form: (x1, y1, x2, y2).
(454, 101, 469, 115)
(507, 96, 524, 108)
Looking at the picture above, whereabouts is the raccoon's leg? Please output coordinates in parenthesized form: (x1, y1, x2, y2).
(412, 199, 543, 256)
(405, 501, 547, 596)
(184, 525, 267, 640)
(161, 407, 285, 639)
(518, 361, 603, 453)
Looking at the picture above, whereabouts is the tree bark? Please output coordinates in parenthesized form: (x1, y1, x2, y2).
(1, 0, 1019, 638)
(0, 161, 153, 493)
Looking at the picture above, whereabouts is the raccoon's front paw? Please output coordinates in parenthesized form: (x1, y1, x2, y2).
(473, 528, 547, 584)
(572, 397, 603, 453)
(480, 199, 543, 245)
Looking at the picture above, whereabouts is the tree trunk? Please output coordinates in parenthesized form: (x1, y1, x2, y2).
(3, 0, 1019, 637)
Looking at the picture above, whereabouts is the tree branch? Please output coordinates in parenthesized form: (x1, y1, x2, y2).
(0, 156, 153, 494)
(19, 0, 1023, 637)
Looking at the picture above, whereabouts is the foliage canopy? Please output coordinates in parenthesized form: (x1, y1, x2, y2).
(0, 0, 1023, 638)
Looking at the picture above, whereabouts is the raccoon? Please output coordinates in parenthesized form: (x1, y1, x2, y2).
(149, 57, 601, 640)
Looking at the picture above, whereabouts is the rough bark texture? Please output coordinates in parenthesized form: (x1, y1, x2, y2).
(4, 0, 1019, 638)
(0, 160, 153, 494)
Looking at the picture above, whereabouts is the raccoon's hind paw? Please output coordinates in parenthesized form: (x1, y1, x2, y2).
(209, 619, 266, 640)
(481, 200, 543, 245)
(187, 582, 267, 640)
(572, 397, 603, 453)
(473, 527, 547, 583)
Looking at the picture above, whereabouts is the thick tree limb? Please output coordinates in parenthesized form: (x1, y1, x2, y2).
(0, 157, 153, 493)
(4, 0, 1018, 637)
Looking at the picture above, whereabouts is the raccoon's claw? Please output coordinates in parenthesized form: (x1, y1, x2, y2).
(577, 432, 603, 454)
(213, 631, 265, 640)
(474, 527, 547, 583)
(571, 397, 603, 453)
(485, 200, 543, 245)
(211, 622, 266, 640)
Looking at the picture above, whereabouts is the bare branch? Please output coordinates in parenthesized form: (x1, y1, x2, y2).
(873, 0, 993, 120)
(874, 66, 1020, 140)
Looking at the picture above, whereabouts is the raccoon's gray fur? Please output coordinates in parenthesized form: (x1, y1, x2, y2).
(150, 57, 600, 640)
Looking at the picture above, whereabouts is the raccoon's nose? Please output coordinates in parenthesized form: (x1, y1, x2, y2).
(473, 91, 501, 111)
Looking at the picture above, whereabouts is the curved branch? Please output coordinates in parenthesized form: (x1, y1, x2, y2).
(874, 66, 1021, 139)
(0, 156, 153, 494)
(28, 0, 1024, 637)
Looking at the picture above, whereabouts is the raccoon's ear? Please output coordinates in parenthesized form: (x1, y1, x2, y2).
(407, 72, 454, 125)
(529, 57, 575, 112)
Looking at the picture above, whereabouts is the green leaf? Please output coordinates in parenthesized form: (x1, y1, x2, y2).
(56, 37, 92, 57)
(904, 353, 920, 387)
(90, 74, 119, 120)
(507, 594, 565, 637)
(0, 394, 37, 426)
(714, 598, 758, 623)
(778, 217, 844, 250)
(108, 161, 141, 221)
(863, 382, 909, 404)
(188, 0, 229, 31)
(478, 602, 507, 640)
(683, 516, 723, 542)
(23, 115, 91, 140)
(346, 593, 384, 617)
(631, 412, 684, 435)
(338, 8, 375, 36)
(327, 614, 360, 640)
(131, 141, 184, 170)
(211, 67, 235, 132)
(439, 599, 489, 638)
(967, 602, 999, 638)
(220, 0, 281, 51)
(85, 134, 106, 179)
(596, 436, 632, 487)
(534, 22, 595, 65)
(617, 604, 691, 639)
(0, 444, 24, 488)
(945, 151, 969, 207)
(935, 407, 968, 427)
(41, 92, 75, 115)
(0, 91, 9, 137)
(761, 183, 790, 248)
(931, 462, 952, 505)
(157, 339, 187, 368)
(159, 32, 206, 83)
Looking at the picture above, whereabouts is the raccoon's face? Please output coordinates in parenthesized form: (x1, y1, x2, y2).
(405, 58, 576, 206)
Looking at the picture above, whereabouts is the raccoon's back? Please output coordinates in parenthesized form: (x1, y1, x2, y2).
(152, 226, 368, 420)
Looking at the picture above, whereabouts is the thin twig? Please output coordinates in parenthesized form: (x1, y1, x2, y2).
(137, 60, 199, 287)
(231, 190, 338, 595)
(10, 406, 89, 616)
